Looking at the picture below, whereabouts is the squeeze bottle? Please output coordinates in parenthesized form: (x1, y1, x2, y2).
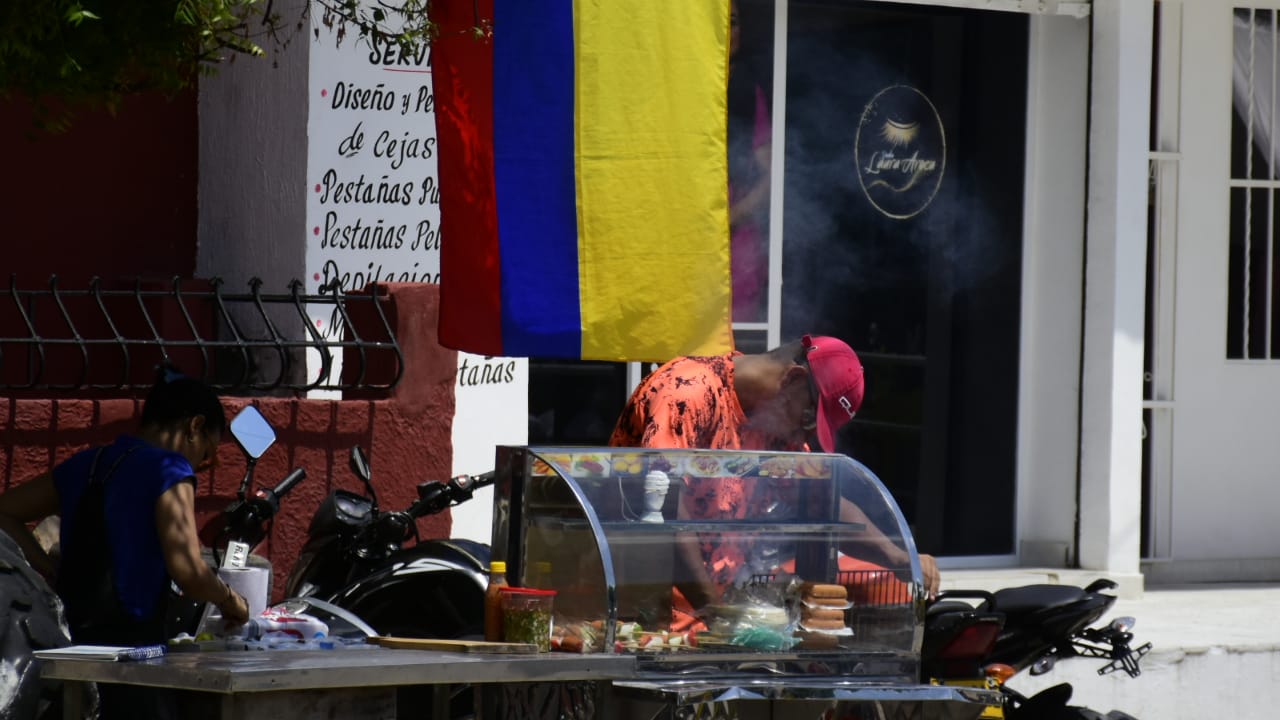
(484, 560, 510, 642)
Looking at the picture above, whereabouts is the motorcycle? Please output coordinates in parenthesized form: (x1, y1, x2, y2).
(923, 579, 1151, 719)
(284, 445, 494, 639)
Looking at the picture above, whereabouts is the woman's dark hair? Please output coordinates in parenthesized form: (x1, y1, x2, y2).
(140, 367, 227, 435)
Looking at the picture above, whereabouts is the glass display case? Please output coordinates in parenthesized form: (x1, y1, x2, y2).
(489, 446, 929, 681)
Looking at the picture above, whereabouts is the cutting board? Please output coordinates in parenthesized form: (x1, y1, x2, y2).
(367, 636, 539, 654)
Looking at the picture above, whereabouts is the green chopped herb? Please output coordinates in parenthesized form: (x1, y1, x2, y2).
(503, 606, 552, 651)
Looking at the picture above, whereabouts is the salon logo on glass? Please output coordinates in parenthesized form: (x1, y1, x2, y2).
(854, 85, 946, 220)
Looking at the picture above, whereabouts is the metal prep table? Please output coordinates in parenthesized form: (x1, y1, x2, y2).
(42, 646, 637, 720)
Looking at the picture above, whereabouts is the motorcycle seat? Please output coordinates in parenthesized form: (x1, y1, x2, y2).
(990, 584, 1088, 615)
(926, 600, 986, 618)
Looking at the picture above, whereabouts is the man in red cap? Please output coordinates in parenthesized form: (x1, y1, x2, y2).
(611, 335, 863, 454)
(610, 335, 940, 606)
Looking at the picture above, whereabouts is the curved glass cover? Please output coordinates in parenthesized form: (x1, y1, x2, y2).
(492, 447, 924, 676)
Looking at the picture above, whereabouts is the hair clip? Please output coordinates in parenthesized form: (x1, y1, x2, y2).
(158, 365, 187, 384)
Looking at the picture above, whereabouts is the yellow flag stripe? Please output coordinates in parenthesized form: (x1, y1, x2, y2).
(573, 0, 734, 362)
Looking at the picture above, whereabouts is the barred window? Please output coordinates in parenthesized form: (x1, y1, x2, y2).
(1228, 8, 1280, 358)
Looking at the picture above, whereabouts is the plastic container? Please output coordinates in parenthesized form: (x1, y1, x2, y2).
(484, 561, 510, 642)
(499, 587, 557, 651)
(238, 610, 330, 641)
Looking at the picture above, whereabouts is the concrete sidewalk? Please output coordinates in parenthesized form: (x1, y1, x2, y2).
(940, 570, 1280, 718)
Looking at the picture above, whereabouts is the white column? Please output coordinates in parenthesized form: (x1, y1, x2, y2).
(1078, 0, 1153, 575)
(1016, 13, 1090, 568)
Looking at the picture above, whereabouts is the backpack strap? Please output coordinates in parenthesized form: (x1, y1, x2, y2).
(59, 443, 150, 643)
(88, 443, 139, 489)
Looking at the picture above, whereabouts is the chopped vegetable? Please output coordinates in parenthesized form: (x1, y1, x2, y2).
(504, 606, 552, 651)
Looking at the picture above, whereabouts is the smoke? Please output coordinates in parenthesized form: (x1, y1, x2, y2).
(770, 5, 1023, 352)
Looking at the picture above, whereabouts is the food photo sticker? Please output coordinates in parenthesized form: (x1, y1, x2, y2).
(611, 453, 645, 476)
(534, 454, 572, 477)
(757, 455, 796, 478)
(721, 455, 757, 477)
(687, 454, 724, 477)
(646, 453, 687, 477)
(794, 455, 831, 479)
(570, 453, 610, 478)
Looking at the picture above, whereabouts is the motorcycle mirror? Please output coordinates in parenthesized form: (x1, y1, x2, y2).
(349, 446, 372, 483)
(349, 446, 378, 510)
(229, 406, 276, 460)
(1109, 616, 1136, 633)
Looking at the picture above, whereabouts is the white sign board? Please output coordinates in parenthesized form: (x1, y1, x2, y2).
(305, 7, 526, 544)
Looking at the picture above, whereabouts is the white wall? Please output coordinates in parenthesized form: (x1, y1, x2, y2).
(1017, 645, 1280, 719)
(1155, 0, 1280, 581)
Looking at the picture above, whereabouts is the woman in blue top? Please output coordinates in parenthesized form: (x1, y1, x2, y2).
(0, 370, 250, 640)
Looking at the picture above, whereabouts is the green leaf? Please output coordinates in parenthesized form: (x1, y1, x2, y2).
(0, 0, 488, 130)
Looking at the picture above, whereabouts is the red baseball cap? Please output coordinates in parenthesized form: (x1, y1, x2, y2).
(802, 334, 865, 452)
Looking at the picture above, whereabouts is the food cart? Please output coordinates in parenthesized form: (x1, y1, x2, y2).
(489, 446, 1000, 720)
(41, 445, 997, 720)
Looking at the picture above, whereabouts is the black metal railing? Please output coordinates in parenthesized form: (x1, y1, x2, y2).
(0, 275, 403, 394)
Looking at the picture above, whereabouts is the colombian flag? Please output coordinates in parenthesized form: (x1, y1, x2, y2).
(433, 0, 734, 362)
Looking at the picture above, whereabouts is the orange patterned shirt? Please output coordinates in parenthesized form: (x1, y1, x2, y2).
(608, 353, 803, 588)
(609, 352, 748, 451)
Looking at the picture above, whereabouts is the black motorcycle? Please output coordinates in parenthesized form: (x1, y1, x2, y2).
(923, 578, 1151, 719)
(284, 446, 494, 639)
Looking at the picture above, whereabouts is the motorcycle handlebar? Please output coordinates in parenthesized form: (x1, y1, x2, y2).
(271, 467, 307, 499)
(224, 467, 306, 536)
(344, 470, 495, 556)
(403, 471, 494, 521)
(466, 471, 495, 491)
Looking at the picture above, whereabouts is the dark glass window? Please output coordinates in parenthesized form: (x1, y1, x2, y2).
(780, 1, 1027, 556)
(528, 360, 628, 446)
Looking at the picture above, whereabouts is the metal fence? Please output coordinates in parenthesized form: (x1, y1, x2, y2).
(0, 275, 403, 395)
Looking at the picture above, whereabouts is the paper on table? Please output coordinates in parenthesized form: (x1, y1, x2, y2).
(34, 644, 167, 661)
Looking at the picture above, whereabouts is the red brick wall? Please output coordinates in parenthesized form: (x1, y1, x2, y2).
(2, 92, 198, 288)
